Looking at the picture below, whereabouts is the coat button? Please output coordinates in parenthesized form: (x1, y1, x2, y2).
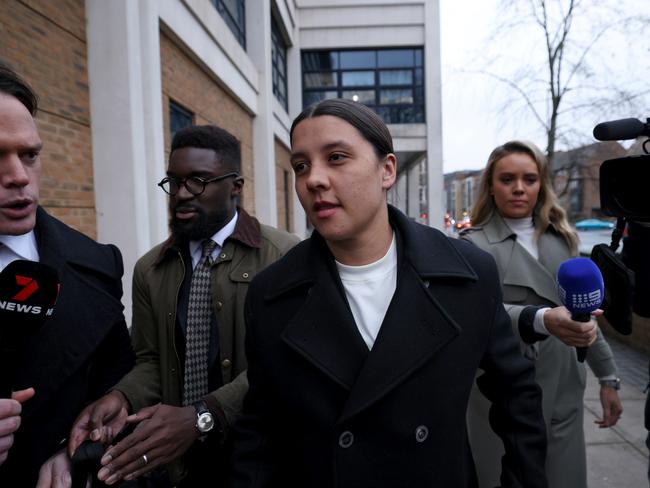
(242, 272, 249, 279)
(220, 252, 227, 259)
(423, 280, 430, 288)
(216, 301, 223, 310)
(338, 431, 354, 448)
(222, 358, 232, 368)
(415, 425, 428, 443)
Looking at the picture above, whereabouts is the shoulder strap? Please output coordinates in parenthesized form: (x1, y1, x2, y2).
(609, 217, 626, 251)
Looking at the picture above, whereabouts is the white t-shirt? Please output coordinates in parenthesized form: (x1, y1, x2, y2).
(335, 234, 398, 350)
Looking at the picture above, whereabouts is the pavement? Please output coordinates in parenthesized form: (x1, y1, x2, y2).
(585, 336, 649, 487)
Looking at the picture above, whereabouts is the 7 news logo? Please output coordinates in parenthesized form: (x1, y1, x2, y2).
(0, 275, 54, 316)
(13, 275, 39, 301)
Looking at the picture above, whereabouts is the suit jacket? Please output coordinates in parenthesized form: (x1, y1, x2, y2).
(230, 206, 547, 488)
(0, 208, 134, 487)
(462, 212, 617, 488)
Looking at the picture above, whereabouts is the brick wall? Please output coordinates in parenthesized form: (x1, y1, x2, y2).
(0, 0, 96, 237)
(274, 138, 293, 232)
(159, 30, 255, 214)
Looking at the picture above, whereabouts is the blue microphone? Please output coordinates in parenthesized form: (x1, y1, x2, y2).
(556, 258, 604, 363)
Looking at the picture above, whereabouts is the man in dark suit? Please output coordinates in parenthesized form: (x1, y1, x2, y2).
(0, 65, 134, 487)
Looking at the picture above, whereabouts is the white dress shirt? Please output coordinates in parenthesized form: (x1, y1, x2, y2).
(188, 212, 239, 270)
(0, 231, 39, 272)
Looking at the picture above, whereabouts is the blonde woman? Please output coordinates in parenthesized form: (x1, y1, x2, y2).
(462, 140, 622, 488)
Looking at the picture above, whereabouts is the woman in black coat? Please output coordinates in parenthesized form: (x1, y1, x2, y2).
(230, 99, 548, 488)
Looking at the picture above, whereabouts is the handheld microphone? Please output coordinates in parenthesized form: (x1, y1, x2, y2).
(556, 258, 604, 363)
(0, 260, 59, 398)
(593, 117, 650, 141)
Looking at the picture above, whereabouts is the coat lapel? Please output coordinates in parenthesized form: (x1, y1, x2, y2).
(17, 210, 125, 417)
(278, 208, 478, 421)
(340, 261, 461, 422)
(501, 243, 559, 305)
(337, 207, 475, 422)
(281, 238, 369, 391)
(485, 213, 560, 305)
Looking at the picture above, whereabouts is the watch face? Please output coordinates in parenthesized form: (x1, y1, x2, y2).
(197, 412, 215, 433)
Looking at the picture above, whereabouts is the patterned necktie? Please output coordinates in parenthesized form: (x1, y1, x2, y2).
(183, 239, 218, 405)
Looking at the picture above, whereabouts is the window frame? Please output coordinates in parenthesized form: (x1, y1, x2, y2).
(213, 0, 246, 49)
(301, 47, 425, 124)
(169, 100, 194, 140)
(271, 15, 288, 111)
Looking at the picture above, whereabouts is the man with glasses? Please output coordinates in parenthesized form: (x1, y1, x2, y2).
(69, 125, 299, 486)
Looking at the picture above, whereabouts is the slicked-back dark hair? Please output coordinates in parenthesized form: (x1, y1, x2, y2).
(290, 98, 394, 158)
(0, 64, 38, 115)
(171, 125, 241, 172)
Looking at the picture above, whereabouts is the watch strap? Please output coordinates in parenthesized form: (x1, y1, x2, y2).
(599, 378, 621, 390)
(192, 400, 214, 436)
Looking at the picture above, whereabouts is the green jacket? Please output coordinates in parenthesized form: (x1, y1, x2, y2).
(115, 208, 299, 482)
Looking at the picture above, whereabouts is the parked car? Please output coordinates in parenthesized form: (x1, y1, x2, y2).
(575, 219, 615, 230)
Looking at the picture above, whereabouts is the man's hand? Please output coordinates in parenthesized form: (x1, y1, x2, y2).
(596, 386, 623, 428)
(35, 449, 72, 488)
(97, 404, 198, 485)
(0, 388, 35, 465)
(68, 390, 130, 456)
(543, 306, 600, 347)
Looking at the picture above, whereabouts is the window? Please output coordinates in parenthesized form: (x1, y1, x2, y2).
(302, 48, 425, 124)
(213, 0, 246, 49)
(169, 100, 193, 140)
(271, 16, 288, 111)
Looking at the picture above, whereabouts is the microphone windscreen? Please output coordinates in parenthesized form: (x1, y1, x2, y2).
(556, 257, 604, 315)
(0, 260, 59, 398)
(593, 118, 644, 141)
(0, 260, 59, 332)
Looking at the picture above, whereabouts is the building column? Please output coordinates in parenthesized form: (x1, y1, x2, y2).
(424, 0, 443, 229)
(407, 162, 421, 219)
(286, 11, 307, 237)
(248, 2, 278, 226)
(86, 0, 167, 323)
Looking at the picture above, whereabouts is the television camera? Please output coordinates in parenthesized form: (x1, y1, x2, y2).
(593, 117, 650, 221)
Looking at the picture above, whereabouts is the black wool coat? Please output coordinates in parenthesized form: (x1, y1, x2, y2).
(230, 206, 547, 488)
(0, 208, 135, 487)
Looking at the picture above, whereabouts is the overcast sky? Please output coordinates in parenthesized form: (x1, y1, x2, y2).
(440, 0, 506, 173)
(439, 0, 650, 174)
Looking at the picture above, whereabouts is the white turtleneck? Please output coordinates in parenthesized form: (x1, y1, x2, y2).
(503, 216, 538, 260)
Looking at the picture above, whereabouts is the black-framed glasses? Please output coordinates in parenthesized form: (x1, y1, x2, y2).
(157, 172, 240, 196)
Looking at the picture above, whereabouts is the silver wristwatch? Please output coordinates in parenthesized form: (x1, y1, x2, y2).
(193, 400, 215, 435)
(599, 378, 621, 390)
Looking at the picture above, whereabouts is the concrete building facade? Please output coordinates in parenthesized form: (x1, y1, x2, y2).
(1, 0, 442, 321)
